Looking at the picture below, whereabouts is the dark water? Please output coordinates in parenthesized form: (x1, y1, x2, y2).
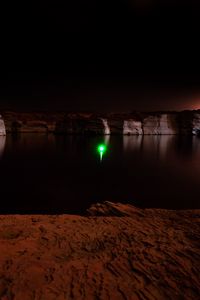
(0, 134, 200, 213)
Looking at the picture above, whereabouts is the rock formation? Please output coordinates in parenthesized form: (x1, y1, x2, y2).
(0, 115, 6, 135)
(101, 118, 111, 134)
(143, 113, 178, 135)
(2, 111, 63, 133)
(123, 120, 143, 135)
(0, 202, 199, 299)
(177, 110, 194, 135)
(193, 112, 200, 135)
(1, 110, 200, 135)
(55, 115, 104, 134)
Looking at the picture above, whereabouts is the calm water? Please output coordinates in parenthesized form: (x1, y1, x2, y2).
(0, 134, 200, 213)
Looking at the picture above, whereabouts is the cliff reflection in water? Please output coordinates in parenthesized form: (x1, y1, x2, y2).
(123, 135, 200, 160)
(0, 136, 6, 159)
(0, 134, 200, 213)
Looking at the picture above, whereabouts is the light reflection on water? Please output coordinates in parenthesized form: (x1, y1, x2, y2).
(123, 135, 200, 160)
(0, 136, 6, 159)
(0, 133, 199, 213)
(104, 135, 110, 146)
(123, 135, 177, 161)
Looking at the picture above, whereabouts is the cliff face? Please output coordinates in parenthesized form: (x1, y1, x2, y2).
(1, 110, 200, 135)
(0, 202, 199, 300)
(193, 112, 200, 135)
(55, 115, 104, 134)
(143, 113, 178, 134)
(123, 119, 143, 135)
(2, 111, 65, 134)
(0, 115, 6, 135)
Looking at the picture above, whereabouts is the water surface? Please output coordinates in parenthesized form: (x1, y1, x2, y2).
(0, 134, 199, 213)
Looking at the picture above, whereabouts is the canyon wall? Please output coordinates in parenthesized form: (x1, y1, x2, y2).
(0, 115, 6, 135)
(1, 110, 200, 135)
(193, 112, 200, 135)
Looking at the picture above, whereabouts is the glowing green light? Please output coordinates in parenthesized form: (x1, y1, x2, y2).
(97, 144, 106, 154)
(97, 144, 107, 161)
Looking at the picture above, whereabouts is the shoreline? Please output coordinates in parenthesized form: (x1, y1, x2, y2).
(1, 110, 200, 135)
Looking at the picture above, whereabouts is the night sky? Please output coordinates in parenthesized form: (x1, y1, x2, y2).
(1, 0, 200, 112)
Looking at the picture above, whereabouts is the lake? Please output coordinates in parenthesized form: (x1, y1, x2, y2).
(0, 134, 199, 213)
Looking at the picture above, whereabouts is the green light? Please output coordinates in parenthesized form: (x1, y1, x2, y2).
(97, 144, 106, 154)
(97, 144, 107, 161)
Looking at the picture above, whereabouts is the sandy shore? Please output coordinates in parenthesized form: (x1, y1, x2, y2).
(0, 202, 199, 300)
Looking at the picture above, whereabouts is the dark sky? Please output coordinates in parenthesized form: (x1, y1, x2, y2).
(0, 0, 200, 111)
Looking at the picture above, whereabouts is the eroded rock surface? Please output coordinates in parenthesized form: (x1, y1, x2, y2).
(123, 120, 143, 135)
(143, 114, 178, 135)
(2, 110, 200, 135)
(193, 113, 200, 135)
(3, 111, 65, 133)
(0, 202, 199, 300)
(0, 115, 6, 135)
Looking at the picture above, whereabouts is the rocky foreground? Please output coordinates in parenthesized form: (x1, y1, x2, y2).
(0, 202, 199, 300)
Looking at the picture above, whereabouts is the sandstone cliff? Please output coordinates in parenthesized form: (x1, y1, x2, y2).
(0, 115, 6, 135)
(1, 110, 200, 135)
(0, 202, 199, 299)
